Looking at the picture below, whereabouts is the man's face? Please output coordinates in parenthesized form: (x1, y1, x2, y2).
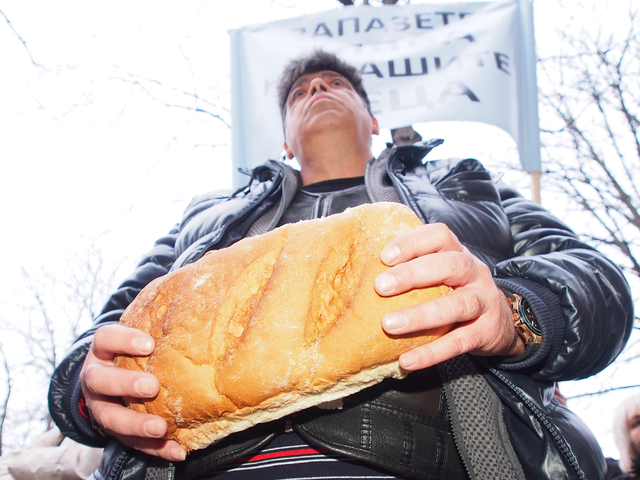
(283, 70, 378, 159)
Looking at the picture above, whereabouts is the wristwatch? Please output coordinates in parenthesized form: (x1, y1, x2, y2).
(504, 291, 543, 356)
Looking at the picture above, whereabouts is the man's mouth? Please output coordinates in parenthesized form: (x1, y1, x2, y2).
(307, 95, 336, 110)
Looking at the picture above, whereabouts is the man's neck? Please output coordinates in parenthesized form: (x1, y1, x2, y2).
(299, 159, 369, 186)
(297, 140, 373, 186)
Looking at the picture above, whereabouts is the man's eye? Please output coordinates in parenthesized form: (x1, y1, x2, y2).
(631, 418, 640, 429)
(332, 79, 343, 86)
(291, 90, 305, 101)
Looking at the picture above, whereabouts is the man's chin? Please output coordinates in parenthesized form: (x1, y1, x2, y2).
(308, 97, 337, 108)
(304, 112, 352, 132)
(305, 102, 342, 118)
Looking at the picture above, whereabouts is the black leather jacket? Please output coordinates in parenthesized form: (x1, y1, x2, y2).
(48, 142, 633, 480)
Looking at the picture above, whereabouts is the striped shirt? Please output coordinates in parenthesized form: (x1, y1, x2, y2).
(200, 432, 404, 479)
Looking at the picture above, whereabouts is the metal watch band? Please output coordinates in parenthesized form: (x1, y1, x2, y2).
(506, 292, 543, 346)
(497, 289, 543, 363)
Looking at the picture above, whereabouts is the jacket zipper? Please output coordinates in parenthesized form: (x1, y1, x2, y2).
(184, 168, 284, 266)
(106, 449, 128, 480)
(106, 451, 175, 480)
(384, 151, 428, 224)
(486, 366, 586, 480)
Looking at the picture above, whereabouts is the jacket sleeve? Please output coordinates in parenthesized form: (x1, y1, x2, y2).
(492, 186, 633, 382)
(47, 227, 179, 447)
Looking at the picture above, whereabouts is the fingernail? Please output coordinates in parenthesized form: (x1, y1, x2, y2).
(382, 313, 408, 332)
(381, 245, 400, 265)
(400, 352, 419, 370)
(135, 377, 156, 396)
(132, 337, 153, 354)
(143, 420, 165, 437)
(170, 448, 187, 462)
(375, 273, 397, 294)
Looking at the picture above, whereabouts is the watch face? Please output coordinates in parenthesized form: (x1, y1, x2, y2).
(517, 299, 542, 336)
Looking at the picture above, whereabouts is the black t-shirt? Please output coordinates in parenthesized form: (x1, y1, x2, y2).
(277, 176, 371, 226)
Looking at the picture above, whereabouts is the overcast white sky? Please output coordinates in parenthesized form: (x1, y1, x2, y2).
(0, 0, 637, 458)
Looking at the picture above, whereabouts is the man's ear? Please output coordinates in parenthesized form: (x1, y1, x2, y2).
(371, 116, 380, 136)
(283, 142, 294, 160)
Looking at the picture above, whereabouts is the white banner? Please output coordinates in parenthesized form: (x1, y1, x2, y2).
(229, 1, 540, 186)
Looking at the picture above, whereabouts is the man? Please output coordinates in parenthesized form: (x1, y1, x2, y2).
(49, 51, 633, 479)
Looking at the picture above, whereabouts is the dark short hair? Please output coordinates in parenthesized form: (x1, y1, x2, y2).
(277, 50, 371, 122)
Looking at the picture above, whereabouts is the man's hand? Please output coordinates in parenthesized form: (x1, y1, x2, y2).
(374, 223, 526, 371)
(80, 324, 187, 461)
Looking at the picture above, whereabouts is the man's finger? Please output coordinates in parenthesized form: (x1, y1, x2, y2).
(92, 324, 155, 360)
(375, 250, 483, 296)
(380, 223, 464, 266)
(83, 363, 160, 399)
(91, 399, 167, 439)
(398, 326, 482, 371)
(117, 436, 187, 462)
(382, 289, 484, 335)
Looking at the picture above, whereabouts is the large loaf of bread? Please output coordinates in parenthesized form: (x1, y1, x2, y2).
(115, 202, 452, 451)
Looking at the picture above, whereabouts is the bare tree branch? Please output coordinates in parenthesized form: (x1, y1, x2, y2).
(0, 341, 12, 456)
(1, 244, 122, 451)
(567, 384, 640, 400)
(0, 8, 41, 68)
(537, 3, 640, 403)
(109, 72, 230, 129)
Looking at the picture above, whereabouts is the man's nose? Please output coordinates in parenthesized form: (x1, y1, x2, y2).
(308, 77, 329, 95)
